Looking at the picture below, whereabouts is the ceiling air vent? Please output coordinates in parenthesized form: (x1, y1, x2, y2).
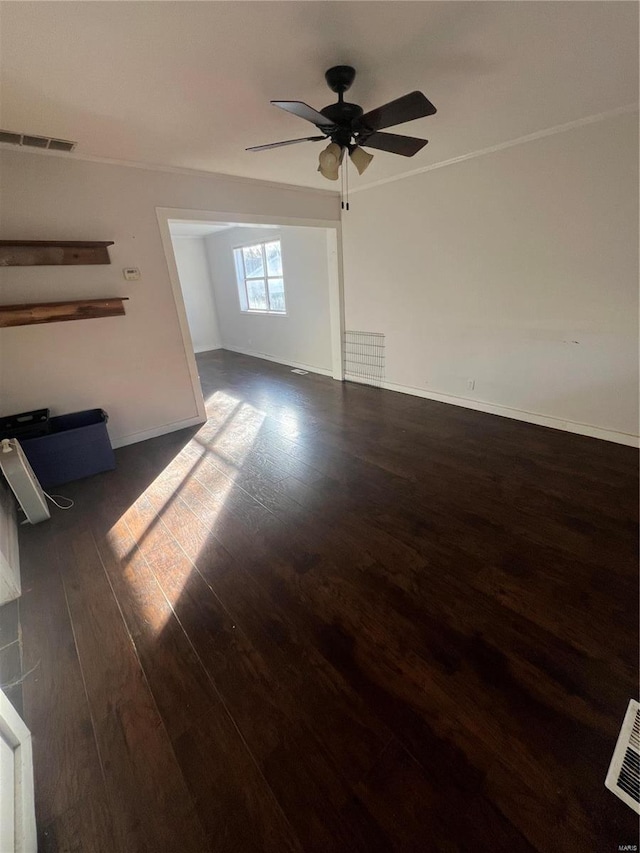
(0, 130, 76, 152)
(605, 699, 640, 814)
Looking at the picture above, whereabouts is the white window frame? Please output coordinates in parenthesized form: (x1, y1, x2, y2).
(233, 238, 287, 315)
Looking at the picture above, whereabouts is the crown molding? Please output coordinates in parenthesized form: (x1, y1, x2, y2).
(0, 142, 339, 198)
(1, 103, 635, 197)
(349, 103, 639, 195)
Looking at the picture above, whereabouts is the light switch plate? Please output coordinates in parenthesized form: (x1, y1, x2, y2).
(123, 267, 140, 281)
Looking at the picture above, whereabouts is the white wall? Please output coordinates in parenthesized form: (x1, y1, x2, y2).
(0, 151, 339, 446)
(206, 225, 333, 374)
(342, 111, 639, 443)
(171, 236, 221, 353)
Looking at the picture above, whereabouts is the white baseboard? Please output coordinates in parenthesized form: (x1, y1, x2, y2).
(194, 344, 222, 354)
(110, 415, 205, 449)
(345, 374, 639, 448)
(222, 345, 333, 377)
(111, 374, 638, 450)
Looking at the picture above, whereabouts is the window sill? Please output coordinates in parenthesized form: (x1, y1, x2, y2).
(240, 310, 288, 317)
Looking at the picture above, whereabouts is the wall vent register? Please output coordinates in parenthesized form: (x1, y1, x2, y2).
(605, 699, 640, 814)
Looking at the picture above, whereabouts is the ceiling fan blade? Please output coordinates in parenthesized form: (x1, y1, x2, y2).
(246, 135, 326, 152)
(359, 91, 436, 132)
(358, 131, 428, 157)
(271, 101, 336, 129)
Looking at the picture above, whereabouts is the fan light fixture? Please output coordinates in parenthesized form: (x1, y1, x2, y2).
(318, 142, 344, 180)
(247, 65, 436, 203)
(317, 142, 373, 182)
(349, 145, 374, 176)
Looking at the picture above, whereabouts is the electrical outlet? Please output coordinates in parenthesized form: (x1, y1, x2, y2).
(466, 379, 475, 391)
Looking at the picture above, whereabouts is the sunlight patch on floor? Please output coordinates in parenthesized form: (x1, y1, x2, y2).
(107, 390, 266, 634)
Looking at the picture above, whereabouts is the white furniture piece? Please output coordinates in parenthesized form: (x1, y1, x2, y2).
(0, 477, 21, 606)
(0, 440, 49, 526)
(0, 689, 36, 852)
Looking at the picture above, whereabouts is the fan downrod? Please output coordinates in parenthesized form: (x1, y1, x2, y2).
(324, 66, 356, 94)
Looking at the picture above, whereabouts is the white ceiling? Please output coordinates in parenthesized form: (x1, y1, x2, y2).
(1, 2, 637, 190)
(169, 222, 234, 237)
(169, 221, 279, 237)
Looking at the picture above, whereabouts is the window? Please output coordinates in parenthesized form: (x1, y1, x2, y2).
(233, 240, 286, 314)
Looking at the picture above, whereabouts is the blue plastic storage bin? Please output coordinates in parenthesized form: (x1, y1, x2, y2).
(21, 409, 115, 488)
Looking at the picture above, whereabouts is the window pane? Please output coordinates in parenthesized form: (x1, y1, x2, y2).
(233, 249, 248, 310)
(265, 241, 282, 276)
(242, 244, 264, 277)
(247, 279, 268, 310)
(268, 278, 286, 312)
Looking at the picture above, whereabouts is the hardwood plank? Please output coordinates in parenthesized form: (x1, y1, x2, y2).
(275, 463, 637, 672)
(88, 495, 303, 853)
(140, 461, 548, 846)
(349, 739, 536, 853)
(233, 477, 636, 848)
(122, 492, 387, 852)
(142, 475, 395, 783)
(59, 525, 210, 853)
(18, 524, 117, 852)
(173, 472, 583, 848)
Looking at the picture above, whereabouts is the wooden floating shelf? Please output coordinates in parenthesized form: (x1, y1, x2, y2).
(0, 240, 114, 266)
(0, 298, 129, 328)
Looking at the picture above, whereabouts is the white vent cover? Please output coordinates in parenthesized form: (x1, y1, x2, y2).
(291, 369, 309, 375)
(344, 330, 385, 388)
(605, 699, 640, 813)
(0, 129, 76, 152)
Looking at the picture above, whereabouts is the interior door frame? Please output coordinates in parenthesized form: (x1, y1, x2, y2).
(156, 207, 344, 425)
(0, 689, 36, 853)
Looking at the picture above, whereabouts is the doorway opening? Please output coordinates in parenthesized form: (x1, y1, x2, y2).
(157, 208, 343, 424)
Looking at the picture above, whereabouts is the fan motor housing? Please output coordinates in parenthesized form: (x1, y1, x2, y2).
(320, 101, 363, 127)
(324, 65, 356, 94)
(246, 64, 434, 160)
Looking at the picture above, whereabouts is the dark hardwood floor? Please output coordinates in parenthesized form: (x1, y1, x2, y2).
(16, 349, 639, 852)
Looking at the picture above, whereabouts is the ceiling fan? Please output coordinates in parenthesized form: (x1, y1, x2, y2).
(246, 65, 436, 180)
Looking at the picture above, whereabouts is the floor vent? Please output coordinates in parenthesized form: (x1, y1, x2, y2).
(605, 699, 640, 813)
(291, 368, 309, 375)
(0, 129, 77, 152)
(344, 330, 385, 388)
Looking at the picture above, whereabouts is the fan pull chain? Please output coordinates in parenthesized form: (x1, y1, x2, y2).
(345, 151, 350, 211)
(340, 148, 350, 212)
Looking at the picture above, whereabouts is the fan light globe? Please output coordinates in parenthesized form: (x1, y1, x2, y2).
(318, 142, 344, 180)
(349, 146, 374, 175)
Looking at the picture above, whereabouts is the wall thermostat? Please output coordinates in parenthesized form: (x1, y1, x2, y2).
(123, 267, 140, 281)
